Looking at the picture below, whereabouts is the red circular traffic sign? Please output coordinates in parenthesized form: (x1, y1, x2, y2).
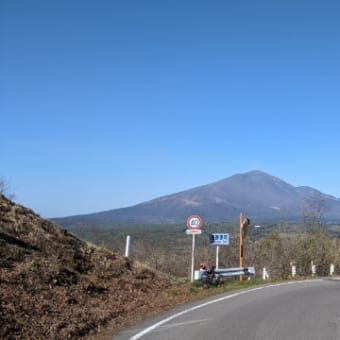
(186, 215, 203, 230)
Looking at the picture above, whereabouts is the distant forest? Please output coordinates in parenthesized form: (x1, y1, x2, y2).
(68, 221, 340, 279)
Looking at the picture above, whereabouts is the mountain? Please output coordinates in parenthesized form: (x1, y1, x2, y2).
(53, 171, 340, 228)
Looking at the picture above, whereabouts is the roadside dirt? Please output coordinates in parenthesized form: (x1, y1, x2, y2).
(0, 194, 196, 339)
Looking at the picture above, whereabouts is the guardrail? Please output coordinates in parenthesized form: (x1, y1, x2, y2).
(195, 266, 255, 284)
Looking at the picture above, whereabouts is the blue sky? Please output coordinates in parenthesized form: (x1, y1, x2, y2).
(1, 0, 339, 218)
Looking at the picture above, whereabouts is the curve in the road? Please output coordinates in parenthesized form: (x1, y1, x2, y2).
(114, 278, 340, 340)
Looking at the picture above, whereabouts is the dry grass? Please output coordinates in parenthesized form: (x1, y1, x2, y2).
(0, 194, 268, 339)
(0, 194, 189, 339)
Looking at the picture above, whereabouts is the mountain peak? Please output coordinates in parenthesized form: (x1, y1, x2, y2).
(53, 171, 340, 226)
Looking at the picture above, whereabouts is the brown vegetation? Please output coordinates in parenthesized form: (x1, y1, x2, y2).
(72, 223, 340, 280)
(0, 194, 198, 339)
(2, 192, 340, 339)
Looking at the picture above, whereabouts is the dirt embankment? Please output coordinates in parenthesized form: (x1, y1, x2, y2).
(0, 194, 191, 339)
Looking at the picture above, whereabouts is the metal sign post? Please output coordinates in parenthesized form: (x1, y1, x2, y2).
(185, 229, 202, 281)
(209, 233, 229, 270)
(191, 234, 196, 282)
(186, 215, 203, 282)
(216, 245, 219, 270)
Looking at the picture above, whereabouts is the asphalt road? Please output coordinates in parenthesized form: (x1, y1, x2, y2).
(113, 279, 340, 340)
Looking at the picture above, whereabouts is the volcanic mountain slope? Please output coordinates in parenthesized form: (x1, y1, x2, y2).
(0, 194, 187, 339)
(54, 170, 340, 227)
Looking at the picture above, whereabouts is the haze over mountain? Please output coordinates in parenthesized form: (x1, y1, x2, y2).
(53, 171, 340, 228)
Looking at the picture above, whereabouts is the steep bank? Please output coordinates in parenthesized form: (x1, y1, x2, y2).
(0, 194, 186, 339)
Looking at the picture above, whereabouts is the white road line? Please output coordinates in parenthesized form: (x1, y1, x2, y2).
(128, 279, 322, 340)
(157, 318, 210, 330)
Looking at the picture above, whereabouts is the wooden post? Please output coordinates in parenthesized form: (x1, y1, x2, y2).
(239, 212, 243, 281)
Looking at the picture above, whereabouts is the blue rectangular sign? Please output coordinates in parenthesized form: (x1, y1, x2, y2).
(209, 233, 229, 246)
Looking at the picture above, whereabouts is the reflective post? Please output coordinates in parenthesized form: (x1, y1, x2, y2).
(125, 235, 131, 258)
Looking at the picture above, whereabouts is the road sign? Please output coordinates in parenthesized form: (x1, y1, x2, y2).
(185, 229, 202, 235)
(209, 233, 229, 246)
(186, 215, 203, 283)
(186, 215, 203, 230)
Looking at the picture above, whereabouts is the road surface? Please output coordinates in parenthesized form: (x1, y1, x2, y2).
(113, 278, 340, 340)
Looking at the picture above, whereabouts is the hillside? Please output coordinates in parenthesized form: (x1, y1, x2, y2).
(0, 194, 193, 339)
(53, 171, 340, 228)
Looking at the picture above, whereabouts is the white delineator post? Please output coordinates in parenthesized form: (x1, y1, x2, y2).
(262, 267, 269, 280)
(330, 264, 335, 276)
(125, 235, 131, 258)
(311, 261, 316, 276)
(292, 265, 296, 277)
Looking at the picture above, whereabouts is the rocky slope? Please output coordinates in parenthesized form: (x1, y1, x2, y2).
(0, 194, 189, 339)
